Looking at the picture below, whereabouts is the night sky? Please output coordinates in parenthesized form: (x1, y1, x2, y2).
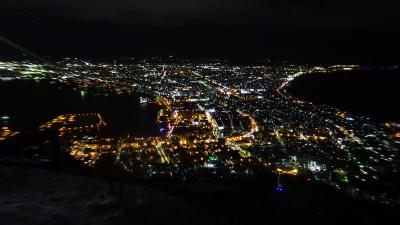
(1, 0, 399, 63)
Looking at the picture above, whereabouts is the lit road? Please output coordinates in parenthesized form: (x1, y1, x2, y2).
(155, 139, 170, 164)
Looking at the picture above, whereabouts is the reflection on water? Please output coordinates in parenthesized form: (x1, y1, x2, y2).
(0, 80, 160, 137)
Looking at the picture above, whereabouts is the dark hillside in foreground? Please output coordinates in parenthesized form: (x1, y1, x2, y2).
(1, 165, 399, 225)
(287, 69, 400, 122)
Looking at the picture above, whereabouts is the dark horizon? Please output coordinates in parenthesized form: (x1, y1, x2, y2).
(1, 0, 400, 64)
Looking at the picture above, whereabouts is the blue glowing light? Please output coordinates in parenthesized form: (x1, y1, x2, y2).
(159, 127, 165, 132)
(275, 187, 284, 192)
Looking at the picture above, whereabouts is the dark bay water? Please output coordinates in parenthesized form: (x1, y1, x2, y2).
(0, 80, 160, 137)
(287, 69, 400, 122)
